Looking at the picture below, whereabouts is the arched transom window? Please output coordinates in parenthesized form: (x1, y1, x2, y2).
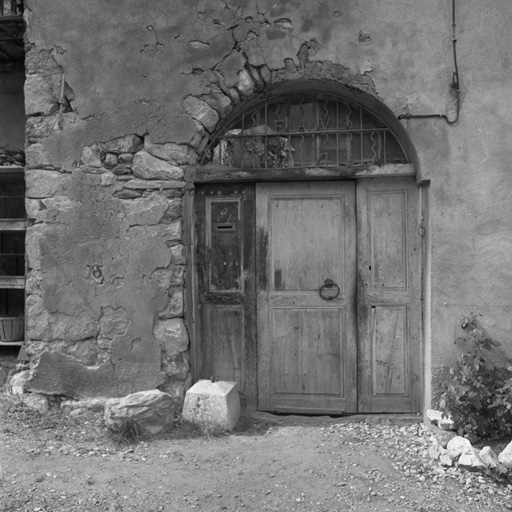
(203, 92, 408, 170)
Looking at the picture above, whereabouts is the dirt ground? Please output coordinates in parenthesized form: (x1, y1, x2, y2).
(0, 395, 511, 512)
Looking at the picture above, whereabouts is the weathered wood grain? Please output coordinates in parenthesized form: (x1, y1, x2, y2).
(357, 177, 421, 413)
(195, 183, 257, 408)
(256, 181, 357, 414)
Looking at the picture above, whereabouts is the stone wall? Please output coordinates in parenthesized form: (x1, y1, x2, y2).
(21, 0, 512, 408)
(24, 131, 192, 401)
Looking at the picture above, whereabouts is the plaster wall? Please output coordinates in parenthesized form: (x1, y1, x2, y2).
(21, 0, 512, 406)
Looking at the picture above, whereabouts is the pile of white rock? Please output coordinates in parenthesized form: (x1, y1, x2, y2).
(427, 409, 512, 475)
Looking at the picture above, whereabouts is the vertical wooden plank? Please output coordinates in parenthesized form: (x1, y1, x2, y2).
(407, 182, 423, 412)
(271, 308, 302, 394)
(356, 180, 371, 412)
(370, 192, 407, 290)
(270, 197, 342, 291)
(302, 309, 342, 395)
(242, 185, 257, 409)
(372, 306, 407, 395)
(192, 186, 206, 386)
(256, 182, 272, 411)
(207, 305, 244, 383)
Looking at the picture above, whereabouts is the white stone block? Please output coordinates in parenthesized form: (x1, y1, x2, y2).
(446, 436, 472, 460)
(498, 440, 512, 469)
(9, 370, 30, 396)
(458, 448, 486, 472)
(426, 409, 455, 431)
(182, 379, 240, 431)
(480, 446, 500, 470)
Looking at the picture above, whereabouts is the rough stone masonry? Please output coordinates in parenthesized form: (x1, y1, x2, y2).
(18, 0, 512, 412)
(21, 0, 383, 407)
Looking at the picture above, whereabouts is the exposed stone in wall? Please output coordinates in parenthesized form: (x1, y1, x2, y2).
(24, 46, 74, 117)
(24, 127, 192, 399)
(21, 0, 390, 406)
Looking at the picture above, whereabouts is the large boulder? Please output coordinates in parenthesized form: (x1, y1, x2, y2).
(498, 440, 512, 470)
(428, 424, 457, 448)
(426, 409, 456, 431)
(104, 389, 175, 435)
(480, 446, 505, 473)
(9, 370, 30, 396)
(446, 436, 473, 460)
(458, 448, 487, 472)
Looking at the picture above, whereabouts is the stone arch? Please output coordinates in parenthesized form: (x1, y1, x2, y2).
(198, 78, 418, 173)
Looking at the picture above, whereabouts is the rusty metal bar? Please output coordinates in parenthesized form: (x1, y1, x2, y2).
(218, 128, 391, 138)
(206, 95, 407, 168)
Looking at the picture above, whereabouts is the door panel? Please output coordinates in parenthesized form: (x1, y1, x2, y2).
(371, 305, 408, 396)
(271, 308, 343, 396)
(357, 178, 421, 412)
(256, 181, 357, 414)
(206, 305, 244, 383)
(270, 197, 343, 291)
(370, 192, 408, 289)
(195, 184, 257, 408)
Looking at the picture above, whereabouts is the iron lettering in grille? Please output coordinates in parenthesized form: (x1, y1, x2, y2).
(204, 94, 407, 169)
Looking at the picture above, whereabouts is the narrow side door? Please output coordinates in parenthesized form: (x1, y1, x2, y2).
(357, 177, 421, 413)
(195, 183, 256, 408)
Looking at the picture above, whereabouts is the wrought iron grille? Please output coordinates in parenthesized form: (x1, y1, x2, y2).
(0, 232, 24, 276)
(0, 0, 23, 16)
(204, 93, 408, 169)
(0, 172, 24, 219)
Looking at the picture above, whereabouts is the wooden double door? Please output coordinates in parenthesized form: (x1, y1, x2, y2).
(195, 179, 421, 414)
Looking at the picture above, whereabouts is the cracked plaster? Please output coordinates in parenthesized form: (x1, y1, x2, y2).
(24, 137, 189, 399)
(24, 0, 512, 409)
(24, 0, 422, 169)
(22, 0, 421, 403)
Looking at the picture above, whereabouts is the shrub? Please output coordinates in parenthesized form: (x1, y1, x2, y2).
(109, 418, 142, 445)
(440, 313, 512, 439)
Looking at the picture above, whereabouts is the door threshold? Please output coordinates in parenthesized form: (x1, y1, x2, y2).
(245, 410, 421, 427)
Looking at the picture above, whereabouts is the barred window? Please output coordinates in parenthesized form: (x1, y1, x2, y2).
(0, 1, 23, 17)
(203, 93, 408, 170)
(0, 166, 25, 344)
(0, 171, 24, 219)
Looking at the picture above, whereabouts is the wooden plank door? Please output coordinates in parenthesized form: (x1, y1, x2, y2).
(256, 181, 357, 414)
(195, 183, 257, 408)
(356, 177, 421, 413)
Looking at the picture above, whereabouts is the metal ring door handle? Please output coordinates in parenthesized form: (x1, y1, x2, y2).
(319, 279, 340, 300)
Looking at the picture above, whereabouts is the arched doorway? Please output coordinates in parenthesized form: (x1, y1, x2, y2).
(192, 81, 421, 414)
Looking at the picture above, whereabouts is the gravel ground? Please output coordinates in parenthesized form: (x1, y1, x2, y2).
(0, 395, 511, 512)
